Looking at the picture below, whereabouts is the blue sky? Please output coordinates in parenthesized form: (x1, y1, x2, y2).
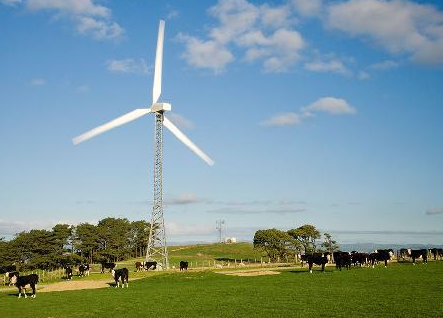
(0, 0, 442, 245)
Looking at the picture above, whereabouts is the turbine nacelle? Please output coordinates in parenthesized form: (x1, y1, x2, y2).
(151, 102, 171, 113)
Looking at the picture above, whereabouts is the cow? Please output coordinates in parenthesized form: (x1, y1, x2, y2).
(407, 249, 428, 264)
(430, 248, 443, 260)
(135, 261, 145, 272)
(0, 264, 17, 274)
(351, 252, 368, 267)
(144, 261, 157, 271)
(301, 253, 330, 273)
(399, 248, 409, 260)
(78, 264, 90, 277)
(4, 271, 19, 286)
(112, 268, 129, 288)
(12, 274, 39, 298)
(65, 266, 73, 280)
(180, 261, 189, 271)
(333, 251, 351, 270)
(101, 262, 116, 273)
(369, 249, 394, 268)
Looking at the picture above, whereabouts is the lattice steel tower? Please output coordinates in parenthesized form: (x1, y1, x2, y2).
(145, 112, 169, 268)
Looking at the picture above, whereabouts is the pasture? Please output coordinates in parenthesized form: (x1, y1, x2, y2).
(1, 261, 442, 317)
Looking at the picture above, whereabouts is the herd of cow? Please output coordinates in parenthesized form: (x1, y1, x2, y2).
(2, 248, 442, 298)
(301, 248, 443, 273)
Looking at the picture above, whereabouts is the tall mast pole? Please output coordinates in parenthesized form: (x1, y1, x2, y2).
(146, 112, 169, 269)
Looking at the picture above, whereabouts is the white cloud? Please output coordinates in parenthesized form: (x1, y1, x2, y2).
(426, 208, 443, 215)
(291, 0, 323, 16)
(370, 60, 399, 70)
(0, 0, 22, 6)
(26, 0, 123, 40)
(178, 0, 305, 73)
(106, 58, 150, 74)
(358, 70, 370, 80)
(30, 78, 45, 85)
(304, 59, 351, 75)
(168, 113, 195, 130)
(327, 0, 443, 66)
(261, 112, 301, 127)
(164, 193, 207, 206)
(177, 34, 234, 73)
(167, 9, 179, 20)
(303, 97, 356, 115)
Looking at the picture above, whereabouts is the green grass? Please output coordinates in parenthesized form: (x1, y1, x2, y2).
(1, 261, 442, 317)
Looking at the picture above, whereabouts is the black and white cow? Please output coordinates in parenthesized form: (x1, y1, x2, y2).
(369, 249, 394, 268)
(101, 262, 116, 273)
(333, 251, 351, 270)
(179, 261, 188, 271)
(430, 248, 443, 260)
(78, 264, 90, 277)
(65, 266, 73, 280)
(12, 274, 39, 298)
(351, 252, 369, 267)
(407, 249, 428, 264)
(5, 271, 19, 286)
(144, 261, 157, 271)
(112, 268, 129, 288)
(301, 253, 330, 273)
(399, 248, 409, 260)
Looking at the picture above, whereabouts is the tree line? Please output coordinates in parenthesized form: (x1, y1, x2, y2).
(0, 218, 151, 271)
(253, 224, 340, 261)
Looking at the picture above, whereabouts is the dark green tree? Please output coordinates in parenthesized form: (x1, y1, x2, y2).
(288, 224, 321, 253)
(321, 232, 340, 255)
(253, 229, 295, 261)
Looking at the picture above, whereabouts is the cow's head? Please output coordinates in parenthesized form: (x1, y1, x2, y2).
(407, 248, 412, 255)
(10, 274, 18, 285)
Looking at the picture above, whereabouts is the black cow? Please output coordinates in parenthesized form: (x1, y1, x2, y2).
(180, 261, 188, 271)
(333, 252, 351, 270)
(407, 249, 428, 264)
(5, 271, 19, 286)
(14, 274, 39, 298)
(0, 264, 17, 274)
(65, 266, 73, 280)
(430, 248, 443, 260)
(78, 264, 90, 277)
(101, 262, 116, 273)
(369, 249, 394, 268)
(351, 252, 368, 267)
(301, 253, 330, 273)
(112, 268, 129, 288)
(144, 261, 157, 270)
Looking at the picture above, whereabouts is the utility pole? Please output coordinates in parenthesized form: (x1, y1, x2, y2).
(216, 220, 225, 243)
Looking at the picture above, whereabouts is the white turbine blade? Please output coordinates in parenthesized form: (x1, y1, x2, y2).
(73, 108, 152, 145)
(152, 20, 165, 104)
(163, 116, 214, 166)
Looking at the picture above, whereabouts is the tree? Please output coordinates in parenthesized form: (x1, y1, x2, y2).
(321, 233, 340, 255)
(288, 224, 321, 253)
(253, 229, 295, 261)
(129, 220, 150, 258)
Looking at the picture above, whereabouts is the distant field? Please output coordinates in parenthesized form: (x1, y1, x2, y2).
(1, 260, 442, 317)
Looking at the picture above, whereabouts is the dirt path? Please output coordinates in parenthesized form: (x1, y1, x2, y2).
(38, 277, 144, 293)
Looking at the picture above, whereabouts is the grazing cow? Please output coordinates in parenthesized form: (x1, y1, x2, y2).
(78, 264, 90, 277)
(399, 248, 409, 260)
(369, 249, 394, 268)
(5, 271, 19, 286)
(65, 266, 73, 280)
(351, 252, 368, 267)
(144, 261, 157, 271)
(101, 262, 116, 273)
(301, 253, 329, 273)
(13, 274, 39, 298)
(333, 252, 351, 270)
(407, 249, 428, 264)
(112, 268, 129, 288)
(430, 248, 443, 260)
(135, 261, 145, 272)
(180, 261, 189, 271)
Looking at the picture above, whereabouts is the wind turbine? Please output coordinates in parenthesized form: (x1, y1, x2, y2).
(72, 20, 214, 269)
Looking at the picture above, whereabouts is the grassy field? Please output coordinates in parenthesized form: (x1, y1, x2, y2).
(1, 260, 442, 317)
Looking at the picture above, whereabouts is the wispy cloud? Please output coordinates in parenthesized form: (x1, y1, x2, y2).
(304, 59, 351, 75)
(178, 0, 305, 73)
(167, 9, 179, 20)
(426, 208, 443, 215)
(207, 207, 306, 214)
(106, 58, 150, 74)
(30, 78, 45, 86)
(262, 96, 356, 127)
(370, 60, 399, 70)
(0, 0, 21, 6)
(291, 0, 323, 17)
(164, 193, 208, 206)
(26, 0, 124, 40)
